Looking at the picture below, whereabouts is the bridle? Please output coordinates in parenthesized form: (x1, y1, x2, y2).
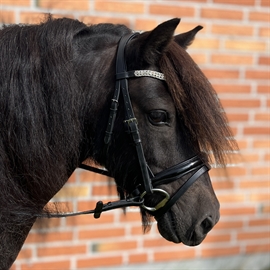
(39, 33, 210, 220)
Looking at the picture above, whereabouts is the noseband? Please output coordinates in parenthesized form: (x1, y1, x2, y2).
(40, 33, 210, 220)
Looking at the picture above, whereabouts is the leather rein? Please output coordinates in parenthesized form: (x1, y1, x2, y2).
(39, 33, 210, 220)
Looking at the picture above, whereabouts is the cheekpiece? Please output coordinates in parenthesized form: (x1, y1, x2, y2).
(134, 70, 165, 81)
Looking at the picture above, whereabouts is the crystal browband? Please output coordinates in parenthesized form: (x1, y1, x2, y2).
(134, 70, 165, 80)
(116, 70, 166, 81)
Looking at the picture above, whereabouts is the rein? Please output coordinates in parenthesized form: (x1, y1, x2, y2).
(38, 33, 210, 220)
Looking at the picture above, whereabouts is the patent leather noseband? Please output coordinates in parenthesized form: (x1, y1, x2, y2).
(39, 33, 210, 220)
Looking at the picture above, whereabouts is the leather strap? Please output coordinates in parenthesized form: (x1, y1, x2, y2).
(151, 156, 206, 186)
(154, 165, 209, 220)
(114, 33, 153, 194)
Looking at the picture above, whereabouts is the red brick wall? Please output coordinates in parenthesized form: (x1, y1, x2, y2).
(1, 0, 269, 269)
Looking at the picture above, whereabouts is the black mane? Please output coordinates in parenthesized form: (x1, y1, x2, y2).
(0, 18, 130, 215)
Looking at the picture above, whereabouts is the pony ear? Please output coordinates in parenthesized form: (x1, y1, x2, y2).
(174, 25, 203, 50)
(132, 18, 180, 65)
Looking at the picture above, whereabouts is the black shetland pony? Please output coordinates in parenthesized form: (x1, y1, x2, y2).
(0, 17, 236, 269)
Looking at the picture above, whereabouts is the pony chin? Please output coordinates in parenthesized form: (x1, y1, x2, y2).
(156, 211, 206, 246)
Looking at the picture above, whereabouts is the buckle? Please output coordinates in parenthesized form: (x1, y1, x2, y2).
(140, 188, 170, 212)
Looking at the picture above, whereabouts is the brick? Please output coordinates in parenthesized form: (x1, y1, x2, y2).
(79, 228, 125, 239)
(68, 172, 76, 183)
(260, 27, 270, 37)
(78, 170, 109, 182)
(120, 211, 141, 222)
(43, 201, 74, 213)
(226, 166, 247, 176)
(128, 253, 148, 264)
(250, 193, 269, 201)
(210, 168, 233, 179)
(257, 85, 269, 93)
(214, 0, 255, 4)
(37, 245, 87, 257)
(182, 0, 207, 2)
(202, 246, 240, 257)
(33, 217, 61, 230)
(135, 19, 158, 31)
(262, 204, 270, 213)
(38, 0, 89, 10)
(227, 113, 249, 122)
(190, 38, 220, 49)
(220, 99, 260, 108)
(0, 10, 15, 23)
(149, 4, 195, 17)
(201, 8, 243, 20)
(143, 238, 181, 248)
(261, 0, 270, 6)
(246, 243, 270, 253)
(213, 84, 251, 94)
(154, 248, 195, 261)
(255, 113, 270, 121)
(190, 53, 207, 64)
(25, 231, 73, 243)
(202, 69, 239, 79)
(21, 260, 70, 270)
(259, 56, 270, 65)
(237, 231, 269, 240)
(249, 11, 269, 22)
(131, 225, 148, 235)
(212, 24, 253, 36)
(81, 16, 130, 26)
(245, 70, 269, 80)
(19, 12, 46, 24)
(203, 233, 231, 243)
(92, 240, 137, 252)
(235, 140, 248, 150)
(215, 220, 244, 230)
(95, 0, 144, 14)
(249, 218, 270, 227)
(211, 54, 253, 65)
(77, 255, 122, 268)
(220, 206, 256, 216)
(240, 179, 269, 189)
(217, 193, 246, 203)
(227, 152, 243, 164)
(17, 248, 32, 260)
(244, 127, 270, 135)
(1, 0, 30, 5)
(230, 126, 238, 137)
(66, 213, 114, 226)
(252, 166, 269, 175)
(225, 40, 266, 51)
(253, 139, 270, 148)
(92, 184, 118, 196)
(242, 153, 260, 163)
(78, 200, 99, 211)
(54, 185, 89, 198)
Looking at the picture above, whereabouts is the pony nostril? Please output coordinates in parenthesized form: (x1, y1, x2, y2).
(201, 216, 214, 234)
(191, 215, 215, 244)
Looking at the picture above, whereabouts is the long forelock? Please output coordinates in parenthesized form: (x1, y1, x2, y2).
(159, 42, 237, 166)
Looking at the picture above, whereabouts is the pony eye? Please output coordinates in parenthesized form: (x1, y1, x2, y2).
(148, 110, 168, 125)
